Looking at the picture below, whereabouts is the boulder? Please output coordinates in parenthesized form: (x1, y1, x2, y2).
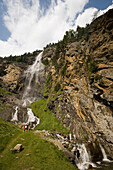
(13, 144, 23, 152)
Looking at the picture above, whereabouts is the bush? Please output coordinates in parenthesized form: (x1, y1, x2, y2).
(46, 73, 52, 85)
(54, 83, 61, 92)
(42, 59, 49, 65)
(88, 61, 98, 73)
(61, 65, 67, 76)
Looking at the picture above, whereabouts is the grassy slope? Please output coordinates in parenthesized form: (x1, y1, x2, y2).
(0, 118, 76, 170)
(30, 99, 69, 134)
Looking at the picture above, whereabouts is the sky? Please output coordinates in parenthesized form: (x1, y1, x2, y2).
(0, 0, 113, 57)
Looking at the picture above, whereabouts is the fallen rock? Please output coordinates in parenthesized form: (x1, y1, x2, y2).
(13, 144, 23, 152)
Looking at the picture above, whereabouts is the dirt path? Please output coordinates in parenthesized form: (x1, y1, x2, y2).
(34, 130, 65, 151)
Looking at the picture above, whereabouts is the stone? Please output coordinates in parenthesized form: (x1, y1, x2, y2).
(13, 144, 23, 152)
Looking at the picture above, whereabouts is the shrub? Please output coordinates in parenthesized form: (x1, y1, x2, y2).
(88, 61, 98, 73)
(42, 59, 49, 65)
(46, 73, 52, 85)
(54, 83, 61, 92)
(61, 64, 67, 76)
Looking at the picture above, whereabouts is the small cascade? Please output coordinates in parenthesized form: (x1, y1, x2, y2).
(11, 106, 18, 122)
(73, 144, 96, 170)
(99, 144, 112, 162)
(27, 108, 40, 129)
(22, 52, 44, 107)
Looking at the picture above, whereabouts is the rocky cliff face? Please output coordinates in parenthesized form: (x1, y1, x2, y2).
(41, 9, 113, 158)
(0, 9, 113, 159)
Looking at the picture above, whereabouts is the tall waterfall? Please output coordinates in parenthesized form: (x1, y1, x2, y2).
(22, 52, 44, 107)
(11, 52, 44, 128)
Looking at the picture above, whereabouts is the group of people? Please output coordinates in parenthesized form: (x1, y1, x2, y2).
(23, 125, 30, 132)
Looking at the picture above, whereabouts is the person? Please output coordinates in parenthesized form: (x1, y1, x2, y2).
(23, 126, 25, 132)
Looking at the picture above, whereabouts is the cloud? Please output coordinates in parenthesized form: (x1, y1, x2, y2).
(0, 0, 112, 57)
(75, 8, 98, 28)
(0, 0, 89, 57)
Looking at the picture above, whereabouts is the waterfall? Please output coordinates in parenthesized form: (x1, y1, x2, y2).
(11, 106, 18, 121)
(26, 108, 40, 130)
(73, 144, 96, 170)
(11, 52, 44, 129)
(22, 52, 44, 107)
(99, 144, 112, 162)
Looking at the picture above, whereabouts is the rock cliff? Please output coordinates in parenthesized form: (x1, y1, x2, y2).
(0, 9, 113, 159)
(41, 9, 113, 158)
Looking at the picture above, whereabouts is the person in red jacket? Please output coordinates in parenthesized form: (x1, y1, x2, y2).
(23, 126, 25, 132)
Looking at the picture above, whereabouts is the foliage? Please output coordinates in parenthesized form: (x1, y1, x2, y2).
(94, 74, 102, 81)
(30, 100, 69, 134)
(4, 50, 41, 64)
(88, 61, 98, 73)
(46, 73, 52, 85)
(77, 24, 89, 40)
(0, 87, 12, 95)
(61, 64, 67, 76)
(54, 83, 61, 92)
(42, 58, 49, 65)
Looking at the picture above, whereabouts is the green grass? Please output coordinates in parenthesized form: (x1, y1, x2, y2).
(0, 87, 12, 95)
(30, 100, 69, 134)
(0, 118, 76, 170)
(0, 118, 21, 153)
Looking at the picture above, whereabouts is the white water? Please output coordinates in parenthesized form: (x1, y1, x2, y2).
(74, 144, 96, 170)
(11, 106, 18, 121)
(22, 52, 44, 107)
(27, 108, 40, 129)
(99, 144, 112, 162)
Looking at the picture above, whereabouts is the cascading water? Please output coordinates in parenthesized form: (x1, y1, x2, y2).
(22, 52, 44, 107)
(11, 106, 18, 122)
(99, 144, 112, 162)
(11, 52, 44, 129)
(72, 144, 96, 170)
(27, 108, 40, 129)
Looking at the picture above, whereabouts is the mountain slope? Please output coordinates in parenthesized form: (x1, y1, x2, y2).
(0, 9, 113, 160)
(0, 118, 76, 170)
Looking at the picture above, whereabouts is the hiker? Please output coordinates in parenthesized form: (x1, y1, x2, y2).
(23, 126, 25, 132)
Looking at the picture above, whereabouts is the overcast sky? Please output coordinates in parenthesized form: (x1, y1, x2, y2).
(0, 0, 113, 57)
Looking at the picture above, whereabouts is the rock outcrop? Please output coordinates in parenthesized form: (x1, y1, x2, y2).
(41, 9, 113, 158)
